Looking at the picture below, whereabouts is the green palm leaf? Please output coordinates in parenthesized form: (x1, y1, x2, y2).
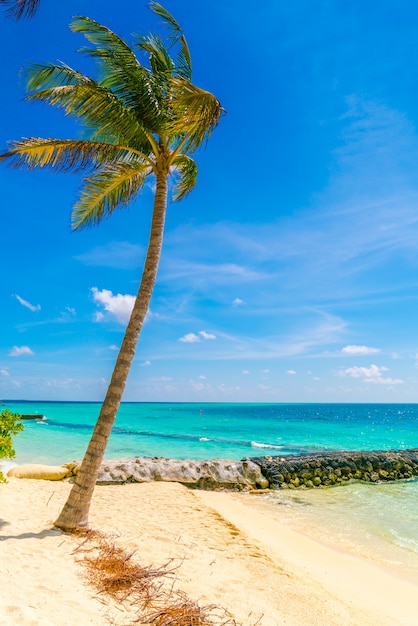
(72, 162, 149, 230)
(0, 138, 130, 172)
(71, 16, 164, 132)
(171, 154, 198, 201)
(135, 33, 175, 77)
(25, 63, 152, 151)
(0, 0, 40, 19)
(150, 1, 192, 80)
(169, 78, 224, 153)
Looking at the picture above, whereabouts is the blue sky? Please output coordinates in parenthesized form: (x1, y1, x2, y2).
(2, 0, 418, 402)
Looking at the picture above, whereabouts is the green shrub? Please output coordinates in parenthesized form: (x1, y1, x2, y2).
(0, 409, 24, 483)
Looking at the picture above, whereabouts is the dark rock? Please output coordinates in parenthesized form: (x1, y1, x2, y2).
(249, 448, 418, 489)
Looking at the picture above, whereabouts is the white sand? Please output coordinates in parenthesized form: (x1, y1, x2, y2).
(0, 478, 417, 625)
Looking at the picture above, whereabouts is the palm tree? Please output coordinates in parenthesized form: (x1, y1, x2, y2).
(1, 2, 223, 531)
(0, 0, 40, 19)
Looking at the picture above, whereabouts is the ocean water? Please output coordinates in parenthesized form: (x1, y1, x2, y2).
(3, 401, 418, 464)
(2, 400, 418, 580)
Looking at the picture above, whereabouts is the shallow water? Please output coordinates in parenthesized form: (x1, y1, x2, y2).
(240, 479, 418, 582)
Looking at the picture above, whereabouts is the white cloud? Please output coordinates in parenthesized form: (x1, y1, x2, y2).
(342, 345, 380, 355)
(338, 364, 403, 385)
(190, 380, 206, 391)
(0, 369, 10, 377)
(257, 383, 270, 390)
(199, 330, 216, 340)
(179, 330, 216, 343)
(287, 369, 297, 375)
(140, 360, 151, 366)
(218, 383, 241, 392)
(91, 287, 135, 325)
(242, 370, 250, 374)
(151, 376, 172, 381)
(261, 369, 269, 373)
(109, 344, 119, 351)
(233, 298, 245, 306)
(198, 375, 207, 380)
(179, 332, 200, 343)
(9, 346, 34, 357)
(14, 294, 41, 312)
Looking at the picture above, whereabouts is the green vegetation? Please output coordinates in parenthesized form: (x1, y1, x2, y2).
(0, 409, 23, 482)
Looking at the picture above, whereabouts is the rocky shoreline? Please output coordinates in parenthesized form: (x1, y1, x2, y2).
(62, 448, 418, 490)
(7, 448, 418, 489)
(250, 448, 418, 489)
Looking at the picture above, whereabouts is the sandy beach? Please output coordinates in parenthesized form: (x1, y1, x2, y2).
(1, 478, 417, 626)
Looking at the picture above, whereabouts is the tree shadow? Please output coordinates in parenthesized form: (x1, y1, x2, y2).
(0, 527, 63, 541)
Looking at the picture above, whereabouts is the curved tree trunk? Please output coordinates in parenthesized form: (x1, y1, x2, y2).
(55, 173, 168, 531)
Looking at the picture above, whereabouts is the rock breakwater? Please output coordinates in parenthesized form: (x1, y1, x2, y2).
(58, 449, 418, 490)
(78, 456, 270, 490)
(249, 448, 418, 489)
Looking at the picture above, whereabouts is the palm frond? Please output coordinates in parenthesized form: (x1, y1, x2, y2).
(1, 5, 224, 236)
(171, 154, 198, 201)
(70, 16, 138, 65)
(175, 46, 192, 82)
(23, 62, 82, 92)
(169, 79, 224, 153)
(0, 138, 132, 173)
(135, 33, 174, 76)
(150, 1, 192, 79)
(72, 162, 151, 230)
(0, 0, 40, 19)
(71, 16, 165, 132)
(24, 64, 153, 152)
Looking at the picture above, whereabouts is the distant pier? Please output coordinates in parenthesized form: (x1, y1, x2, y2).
(21, 414, 46, 420)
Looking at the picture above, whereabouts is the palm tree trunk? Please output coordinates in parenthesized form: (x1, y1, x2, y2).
(55, 173, 168, 531)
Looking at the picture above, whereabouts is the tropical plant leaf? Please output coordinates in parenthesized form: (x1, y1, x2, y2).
(0, 0, 40, 19)
(2, 7, 224, 222)
(72, 162, 150, 230)
(71, 16, 166, 132)
(135, 33, 174, 77)
(171, 154, 198, 201)
(23, 62, 83, 91)
(24, 64, 153, 152)
(0, 138, 130, 172)
(169, 78, 224, 153)
(150, 1, 192, 80)
(70, 15, 138, 64)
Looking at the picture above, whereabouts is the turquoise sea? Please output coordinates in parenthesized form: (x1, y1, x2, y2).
(4, 401, 418, 464)
(2, 400, 418, 581)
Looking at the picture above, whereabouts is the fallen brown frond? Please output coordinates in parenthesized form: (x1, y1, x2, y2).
(73, 532, 239, 625)
(74, 532, 174, 606)
(138, 590, 238, 625)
